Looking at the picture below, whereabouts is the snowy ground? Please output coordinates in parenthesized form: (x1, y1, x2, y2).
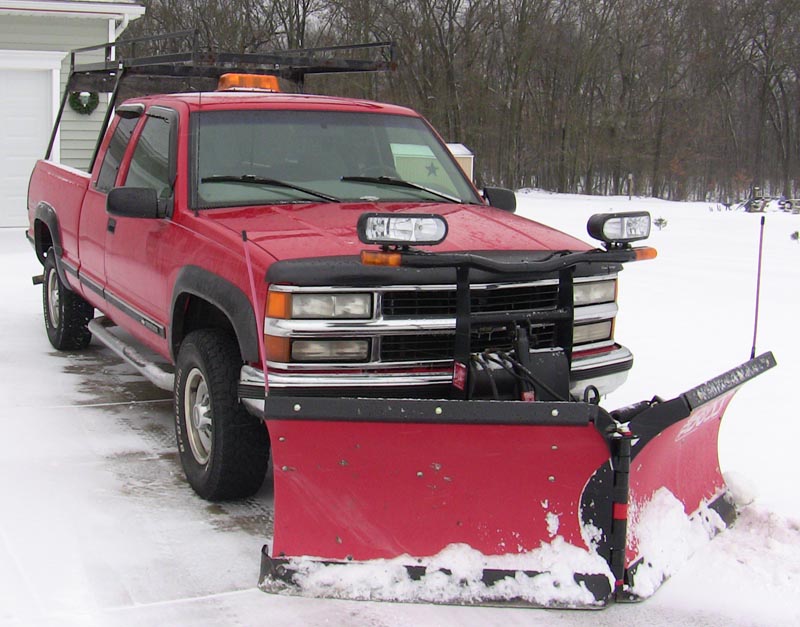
(1, 191, 799, 626)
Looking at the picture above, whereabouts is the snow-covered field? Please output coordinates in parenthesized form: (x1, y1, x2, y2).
(1, 191, 799, 626)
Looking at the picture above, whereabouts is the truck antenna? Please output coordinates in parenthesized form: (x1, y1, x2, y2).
(750, 215, 766, 360)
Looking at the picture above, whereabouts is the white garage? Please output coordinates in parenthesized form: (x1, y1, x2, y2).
(0, 1, 144, 227)
(0, 52, 61, 227)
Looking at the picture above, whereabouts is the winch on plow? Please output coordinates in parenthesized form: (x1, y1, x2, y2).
(257, 212, 776, 608)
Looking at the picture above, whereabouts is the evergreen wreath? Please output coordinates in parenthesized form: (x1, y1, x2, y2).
(68, 91, 99, 115)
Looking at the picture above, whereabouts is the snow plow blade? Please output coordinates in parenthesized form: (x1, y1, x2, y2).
(258, 352, 775, 608)
(616, 351, 777, 600)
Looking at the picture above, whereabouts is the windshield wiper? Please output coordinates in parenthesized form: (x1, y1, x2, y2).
(201, 174, 340, 203)
(340, 176, 462, 204)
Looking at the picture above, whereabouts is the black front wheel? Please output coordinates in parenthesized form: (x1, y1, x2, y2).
(175, 329, 270, 500)
(43, 248, 93, 350)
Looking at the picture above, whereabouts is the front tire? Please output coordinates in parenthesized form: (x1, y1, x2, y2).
(43, 248, 93, 350)
(175, 329, 270, 500)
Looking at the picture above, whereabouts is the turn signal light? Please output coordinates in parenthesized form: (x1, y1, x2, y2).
(361, 250, 402, 266)
(264, 335, 290, 362)
(266, 291, 291, 319)
(633, 246, 658, 261)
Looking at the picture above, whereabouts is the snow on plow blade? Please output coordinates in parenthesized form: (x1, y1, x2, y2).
(258, 352, 775, 608)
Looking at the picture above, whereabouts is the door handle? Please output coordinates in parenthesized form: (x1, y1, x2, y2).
(107, 218, 116, 234)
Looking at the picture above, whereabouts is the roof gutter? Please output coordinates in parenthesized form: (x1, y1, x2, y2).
(114, 12, 129, 38)
(0, 2, 145, 20)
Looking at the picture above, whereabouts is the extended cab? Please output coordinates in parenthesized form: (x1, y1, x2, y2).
(28, 37, 640, 501)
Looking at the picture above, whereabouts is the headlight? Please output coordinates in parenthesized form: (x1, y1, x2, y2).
(573, 321, 612, 344)
(574, 280, 616, 306)
(292, 293, 372, 319)
(291, 339, 370, 362)
(267, 290, 372, 319)
(357, 212, 448, 245)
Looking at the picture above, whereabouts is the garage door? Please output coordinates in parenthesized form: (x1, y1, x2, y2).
(0, 67, 54, 227)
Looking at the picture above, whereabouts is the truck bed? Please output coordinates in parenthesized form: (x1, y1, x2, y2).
(27, 160, 91, 276)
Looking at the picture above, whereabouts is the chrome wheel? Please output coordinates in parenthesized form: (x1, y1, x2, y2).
(41, 248, 93, 351)
(46, 268, 61, 329)
(184, 367, 213, 465)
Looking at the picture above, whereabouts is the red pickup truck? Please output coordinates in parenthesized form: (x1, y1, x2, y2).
(27, 35, 779, 606)
(28, 40, 639, 503)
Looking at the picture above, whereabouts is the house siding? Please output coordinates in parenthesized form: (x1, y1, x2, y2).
(0, 15, 110, 171)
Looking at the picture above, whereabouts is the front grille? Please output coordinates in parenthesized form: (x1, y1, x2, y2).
(380, 324, 558, 362)
(382, 283, 559, 318)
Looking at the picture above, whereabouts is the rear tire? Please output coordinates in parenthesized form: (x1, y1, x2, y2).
(43, 248, 93, 350)
(175, 329, 270, 500)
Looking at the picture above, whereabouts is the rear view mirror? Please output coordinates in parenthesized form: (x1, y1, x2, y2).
(483, 187, 516, 213)
(107, 187, 161, 219)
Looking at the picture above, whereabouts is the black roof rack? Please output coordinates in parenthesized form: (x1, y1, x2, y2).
(46, 31, 396, 166)
(66, 31, 396, 93)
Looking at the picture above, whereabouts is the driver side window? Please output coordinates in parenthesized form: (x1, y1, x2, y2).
(125, 110, 175, 200)
(96, 116, 138, 193)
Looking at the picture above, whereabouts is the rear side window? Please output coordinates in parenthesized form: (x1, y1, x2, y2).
(124, 111, 176, 200)
(96, 116, 138, 192)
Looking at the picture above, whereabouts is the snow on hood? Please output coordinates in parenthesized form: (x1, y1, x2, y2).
(204, 201, 591, 261)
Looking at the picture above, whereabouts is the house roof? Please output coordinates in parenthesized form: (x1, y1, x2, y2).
(0, 1, 145, 19)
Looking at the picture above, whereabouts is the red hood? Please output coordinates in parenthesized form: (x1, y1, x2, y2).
(206, 201, 590, 260)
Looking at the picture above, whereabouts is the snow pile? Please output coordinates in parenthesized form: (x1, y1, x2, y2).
(263, 540, 614, 607)
(626, 488, 727, 598)
(724, 470, 759, 509)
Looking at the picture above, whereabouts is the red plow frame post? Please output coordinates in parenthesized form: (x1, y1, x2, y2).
(258, 353, 775, 607)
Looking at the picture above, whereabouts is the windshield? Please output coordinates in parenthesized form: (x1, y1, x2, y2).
(191, 110, 480, 208)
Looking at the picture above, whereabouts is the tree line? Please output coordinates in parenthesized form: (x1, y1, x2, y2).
(128, 0, 800, 201)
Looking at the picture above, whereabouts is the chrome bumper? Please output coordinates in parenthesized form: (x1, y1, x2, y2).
(240, 346, 632, 417)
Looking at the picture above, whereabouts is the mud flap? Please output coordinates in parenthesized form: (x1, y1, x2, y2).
(618, 352, 777, 600)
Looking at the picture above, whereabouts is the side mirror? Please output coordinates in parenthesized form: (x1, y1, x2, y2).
(107, 187, 161, 219)
(483, 187, 516, 213)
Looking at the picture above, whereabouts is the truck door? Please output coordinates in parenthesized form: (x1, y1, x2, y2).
(78, 114, 140, 299)
(104, 107, 178, 352)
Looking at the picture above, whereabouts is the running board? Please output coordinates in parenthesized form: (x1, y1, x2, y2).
(88, 316, 174, 391)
